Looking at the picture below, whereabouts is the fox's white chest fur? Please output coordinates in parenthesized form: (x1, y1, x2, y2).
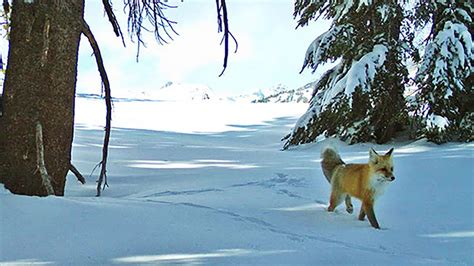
(369, 173, 390, 200)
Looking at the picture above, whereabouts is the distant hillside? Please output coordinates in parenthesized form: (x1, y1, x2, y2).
(230, 82, 315, 103)
(76, 81, 317, 103)
(137, 82, 218, 102)
(78, 82, 219, 102)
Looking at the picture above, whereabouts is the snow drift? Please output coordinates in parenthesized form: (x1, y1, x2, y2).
(1, 98, 473, 265)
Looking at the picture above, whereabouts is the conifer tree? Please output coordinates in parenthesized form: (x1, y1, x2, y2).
(284, 0, 409, 149)
(412, 1, 473, 143)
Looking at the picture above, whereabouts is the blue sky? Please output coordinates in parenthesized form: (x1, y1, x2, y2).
(78, 0, 330, 97)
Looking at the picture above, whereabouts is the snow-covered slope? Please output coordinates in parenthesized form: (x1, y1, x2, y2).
(257, 82, 314, 103)
(1, 98, 473, 265)
(77, 82, 316, 104)
(88, 81, 220, 102)
(231, 83, 314, 103)
(146, 81, 218, 101)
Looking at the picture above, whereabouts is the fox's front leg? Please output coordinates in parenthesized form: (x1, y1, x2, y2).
(345, 195, 353, 214)
(362, 201, 380, 229)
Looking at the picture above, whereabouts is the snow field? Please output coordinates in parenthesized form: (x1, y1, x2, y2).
(1, 98, 473, 265)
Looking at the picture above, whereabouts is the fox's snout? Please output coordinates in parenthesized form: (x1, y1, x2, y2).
(377, 171, 395, 182)
(381, 175, 395, 182)
(383, 173, 395, 182)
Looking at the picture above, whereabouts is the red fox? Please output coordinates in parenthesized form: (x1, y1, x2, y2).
(321, 146, 395, 229)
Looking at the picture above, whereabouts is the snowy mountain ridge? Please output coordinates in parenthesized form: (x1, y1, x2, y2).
(229, 82, 315, 103)
(77, 81, 316, 103)
(78, 82, 218, 102)
(133, 82, 218, 102)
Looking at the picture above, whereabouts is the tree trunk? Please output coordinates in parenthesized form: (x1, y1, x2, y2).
(0, 0, 84, 196)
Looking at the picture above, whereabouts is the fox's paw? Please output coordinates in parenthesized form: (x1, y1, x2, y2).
(346, 205, 353, 214)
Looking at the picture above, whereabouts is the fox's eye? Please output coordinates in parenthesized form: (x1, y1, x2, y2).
(391, 167, 394, 172)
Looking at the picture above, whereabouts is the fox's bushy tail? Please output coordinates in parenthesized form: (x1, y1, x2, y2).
(321, 146, 345, 183)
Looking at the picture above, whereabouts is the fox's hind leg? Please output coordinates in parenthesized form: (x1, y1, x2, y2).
(328, 191, 344, 212)
(345, 195, 353, 214)
(358, 208, 366, 220)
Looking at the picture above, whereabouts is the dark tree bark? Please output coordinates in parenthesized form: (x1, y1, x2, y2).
(0, 0, 85, 196)
(0, 111, 4, 185)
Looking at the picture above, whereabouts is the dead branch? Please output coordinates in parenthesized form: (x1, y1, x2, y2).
(117, 1, 235, 75)
(35, 121, 54, 196)
(216, 0, 238, 77)
(3, 0, 9, 15)
(69, 164, 86, 184)
(101, 0, 125, 47)
(123, 0, 179, 60)
(81, 19, 112, 197)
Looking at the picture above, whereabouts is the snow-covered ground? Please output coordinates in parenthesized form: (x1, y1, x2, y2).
(1, 98, 473, 265)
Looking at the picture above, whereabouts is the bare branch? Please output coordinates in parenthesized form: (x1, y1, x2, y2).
(216, 0, 237, 77)
(102, 0, 126, 47)
(69, 164, 86, 184)
(123, 0, 179, 60)
(3, 0, 9, 15)
(215, 0, 222, 32)
(35, 121, 54, 196)
(81, 19, 112, 197)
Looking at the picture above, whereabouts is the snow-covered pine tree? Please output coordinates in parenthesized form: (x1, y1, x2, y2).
(412, 1, 473, 143)
(283, 1, 409, 149)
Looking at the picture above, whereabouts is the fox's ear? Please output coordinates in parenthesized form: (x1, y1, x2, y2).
(369, 148, 379, 163)
(385, 148, 394, 157)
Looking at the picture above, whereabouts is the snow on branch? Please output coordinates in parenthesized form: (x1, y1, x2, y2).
(291, 44, 388, 134)
(342, 44, 388, 96)
(417, 21, 473, 93)
(333, 0, 374, 22)
(300, 24, 353, 74)
(320, 44, 387, 107)
(426, 114, 449, 130)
